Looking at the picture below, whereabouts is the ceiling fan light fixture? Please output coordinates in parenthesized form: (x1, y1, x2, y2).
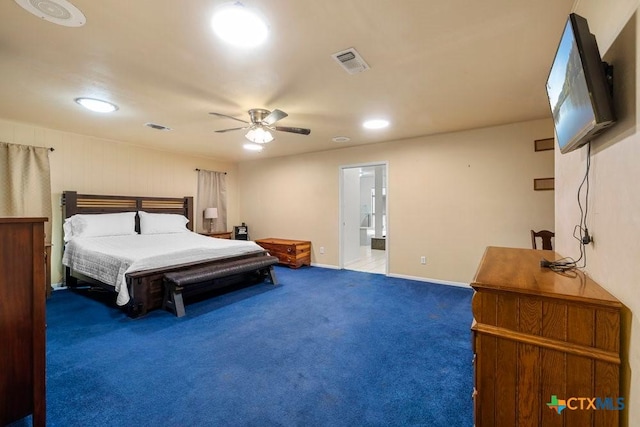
(75, 97, 118, 113)
(245, 126, 274, 144)
(211, 3, 268, 48)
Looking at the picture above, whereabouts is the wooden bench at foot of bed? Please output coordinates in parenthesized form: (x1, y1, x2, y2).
(163, 255, 279, 317)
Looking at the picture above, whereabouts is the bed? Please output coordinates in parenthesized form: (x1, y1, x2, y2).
(62, 191, 272, 317)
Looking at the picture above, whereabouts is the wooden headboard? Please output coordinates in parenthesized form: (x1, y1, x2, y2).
(61, 191, 194, 231)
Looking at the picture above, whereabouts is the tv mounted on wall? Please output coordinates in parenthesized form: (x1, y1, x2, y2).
(545, 13, 615, 154)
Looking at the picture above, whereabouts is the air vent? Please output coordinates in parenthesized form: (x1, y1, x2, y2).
(331, 48, 370, 74)
(145, 123, 172, 131)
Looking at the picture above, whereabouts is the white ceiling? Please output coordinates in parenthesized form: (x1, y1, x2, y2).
(0, 0, 573, 162)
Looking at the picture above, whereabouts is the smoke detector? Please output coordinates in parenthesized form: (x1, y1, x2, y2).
(15, 0, 86, 27)
(331, 48, 370, 74)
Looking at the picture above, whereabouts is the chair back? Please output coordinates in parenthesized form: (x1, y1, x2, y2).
(531, 229, 554, 250)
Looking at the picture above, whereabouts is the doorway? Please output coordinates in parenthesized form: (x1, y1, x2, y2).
(339, 162, 388, 274)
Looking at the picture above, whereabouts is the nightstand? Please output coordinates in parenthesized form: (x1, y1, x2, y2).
(200, 231, 232, 239)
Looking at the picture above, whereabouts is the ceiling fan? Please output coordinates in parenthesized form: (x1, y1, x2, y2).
(209, 108, 311, 144)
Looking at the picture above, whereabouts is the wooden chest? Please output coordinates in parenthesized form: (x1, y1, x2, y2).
(255, 238, 311, 268)
(471, 246, 622, 427)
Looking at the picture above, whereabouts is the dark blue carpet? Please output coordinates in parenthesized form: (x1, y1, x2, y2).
(22, 267, 474, 426)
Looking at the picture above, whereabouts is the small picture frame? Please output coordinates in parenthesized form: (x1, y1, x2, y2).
(534, 178, 555, 191)
(534, 138, 554, 152)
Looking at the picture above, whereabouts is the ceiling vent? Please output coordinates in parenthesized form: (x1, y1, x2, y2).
(331, 48, 370, 75)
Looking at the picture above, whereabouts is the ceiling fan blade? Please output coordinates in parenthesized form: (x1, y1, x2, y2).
(262, 109, 288, 125)
(214, 126, 248, 133)
(275, 126, 311, 135)
(209, 112, 250, 124)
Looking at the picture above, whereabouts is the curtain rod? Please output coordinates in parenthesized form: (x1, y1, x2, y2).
(0, 142, 54, 151)
(195, 168, 226, 174)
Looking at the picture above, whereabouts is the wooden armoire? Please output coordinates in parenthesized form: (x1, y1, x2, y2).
(0, 217, 47, 426)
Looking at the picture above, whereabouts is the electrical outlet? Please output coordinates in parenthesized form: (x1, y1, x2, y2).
(320, 246, 325, 254)
(420, 256, 426, 265)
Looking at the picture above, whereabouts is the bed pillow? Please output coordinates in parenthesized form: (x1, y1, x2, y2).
(138, 211, 189, 234)
(63, 212, 137, 241)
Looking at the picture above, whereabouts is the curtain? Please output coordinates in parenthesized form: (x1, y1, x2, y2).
(196, 170, 227, 233)
(0, 141, 53, 243)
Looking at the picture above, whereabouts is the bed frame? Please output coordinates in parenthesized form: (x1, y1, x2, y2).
(62, 191, 270, 317)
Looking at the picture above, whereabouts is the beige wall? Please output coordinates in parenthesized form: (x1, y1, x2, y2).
(557, 1, 640, 423)
(238, 118, 554, 284)
(0, 118, 239, 285)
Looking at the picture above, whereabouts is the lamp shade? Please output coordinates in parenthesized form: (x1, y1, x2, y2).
(204, 207, 218, 219)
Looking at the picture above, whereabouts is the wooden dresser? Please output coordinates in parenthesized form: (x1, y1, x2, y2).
(255, 238, 311, 268)
(0, 218, 47, 427)
(471, 246, 622, 427)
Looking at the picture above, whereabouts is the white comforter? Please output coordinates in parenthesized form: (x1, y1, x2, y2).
(62, 232, 264, 306)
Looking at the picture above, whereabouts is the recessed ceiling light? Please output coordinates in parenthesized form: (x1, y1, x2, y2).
(332, 136, 351, 143)
(243, 143, 264, 151)
(75, 98, 118, 113)
(363, 119, 390, 130)
(211, 3, 268, 48)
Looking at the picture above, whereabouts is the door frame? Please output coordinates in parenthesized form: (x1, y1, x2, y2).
(338, 161, 389, 274)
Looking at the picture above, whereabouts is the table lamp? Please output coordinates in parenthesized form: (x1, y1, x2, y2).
(204, 207, 218, 233)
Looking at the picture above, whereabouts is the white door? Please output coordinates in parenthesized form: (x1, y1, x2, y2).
(340, 162, 388, 274)
(342, 167, 361, 265)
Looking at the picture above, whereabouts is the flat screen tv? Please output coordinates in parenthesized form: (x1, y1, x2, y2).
(545, 13, 615, 154)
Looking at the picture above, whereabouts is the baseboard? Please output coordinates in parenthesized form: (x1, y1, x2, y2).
(51, 282, 67, 291)
(309, 265, 470, 287)
(310, 263, 341, 270)
(387, 273, 470, 288)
